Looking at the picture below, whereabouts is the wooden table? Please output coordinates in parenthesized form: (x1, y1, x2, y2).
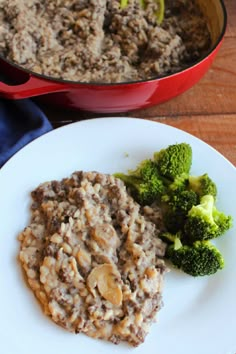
(40, 0, 236, 167)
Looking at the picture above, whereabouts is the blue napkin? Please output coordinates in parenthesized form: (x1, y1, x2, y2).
(0, 98, 53, 168)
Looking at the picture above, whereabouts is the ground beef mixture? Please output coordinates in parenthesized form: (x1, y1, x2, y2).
(18, 171, 167, 346)
(0, 0, 211, 83)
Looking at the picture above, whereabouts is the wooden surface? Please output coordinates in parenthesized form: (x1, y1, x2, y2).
(40, 0, 236, 167)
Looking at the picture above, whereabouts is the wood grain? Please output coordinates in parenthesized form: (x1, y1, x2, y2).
(224, 0, 236, 37)
(150, 115, 236, 167)
(40, 0, 236, 167)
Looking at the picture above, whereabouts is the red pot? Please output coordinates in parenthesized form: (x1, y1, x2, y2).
(0, 0, 227, 113)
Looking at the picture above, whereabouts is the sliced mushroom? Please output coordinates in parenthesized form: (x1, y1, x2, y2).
(91, 223, 120, 250)
(76, 248, 91, 270)
(87, 263, 123, 306)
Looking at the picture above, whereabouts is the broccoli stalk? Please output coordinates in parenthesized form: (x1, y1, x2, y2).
(184, 195, 233, 242)
(120, 0, 128, 9)
(161, 232, 225, 276)
(120, 0, 165, 24)
(156, 0, 165, 24)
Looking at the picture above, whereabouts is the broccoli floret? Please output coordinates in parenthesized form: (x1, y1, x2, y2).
(184, 195, 233, 241)
(162, 173, 190, 203)
(163, 211, 186, 233)
(213, 207, 233, 235)
(114, 160, 165, 205)
(189, 173, 217, 198)
(130, 159, 159, 181)
(161, 173, 199, 233)
(161, 232, 224, 276)
(114, 173, 165, 205)
(168, 173, 190, 192)
(168, 190, 199, 214)
(154, 143, 192, 180)
(163, 190, 199, 233)
(168, 240, 225, 277)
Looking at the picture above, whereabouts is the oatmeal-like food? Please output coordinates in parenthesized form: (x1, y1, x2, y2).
(0, 0, 211, 83)
(18, 171, 167, 346)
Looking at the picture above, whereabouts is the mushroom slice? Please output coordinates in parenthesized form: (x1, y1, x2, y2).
(87, 263, 123, 306)
(91, 224, 120, 250)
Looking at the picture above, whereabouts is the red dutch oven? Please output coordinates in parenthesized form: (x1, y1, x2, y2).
(0, 0, 227, 113)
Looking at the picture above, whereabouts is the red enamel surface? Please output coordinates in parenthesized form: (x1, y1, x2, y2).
(0, 0, 226, 114)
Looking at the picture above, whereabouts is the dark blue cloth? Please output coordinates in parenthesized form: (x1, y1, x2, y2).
(0, 99, 52, 167)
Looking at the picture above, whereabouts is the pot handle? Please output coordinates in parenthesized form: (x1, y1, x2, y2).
(0, 74, 67, 99)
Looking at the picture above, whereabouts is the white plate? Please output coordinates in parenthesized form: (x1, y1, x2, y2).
(0, 117, 235, 354)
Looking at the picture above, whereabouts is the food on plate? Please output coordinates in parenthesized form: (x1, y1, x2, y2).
(18, 171, 167, 346)
(0, 0, 211, 83)
(115, 143, 233, 276)
(17, 140, 233, 346)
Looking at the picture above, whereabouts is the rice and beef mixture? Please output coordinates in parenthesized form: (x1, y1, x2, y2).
(0, 0, 211, 83)
(18, 171, 167, 346)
